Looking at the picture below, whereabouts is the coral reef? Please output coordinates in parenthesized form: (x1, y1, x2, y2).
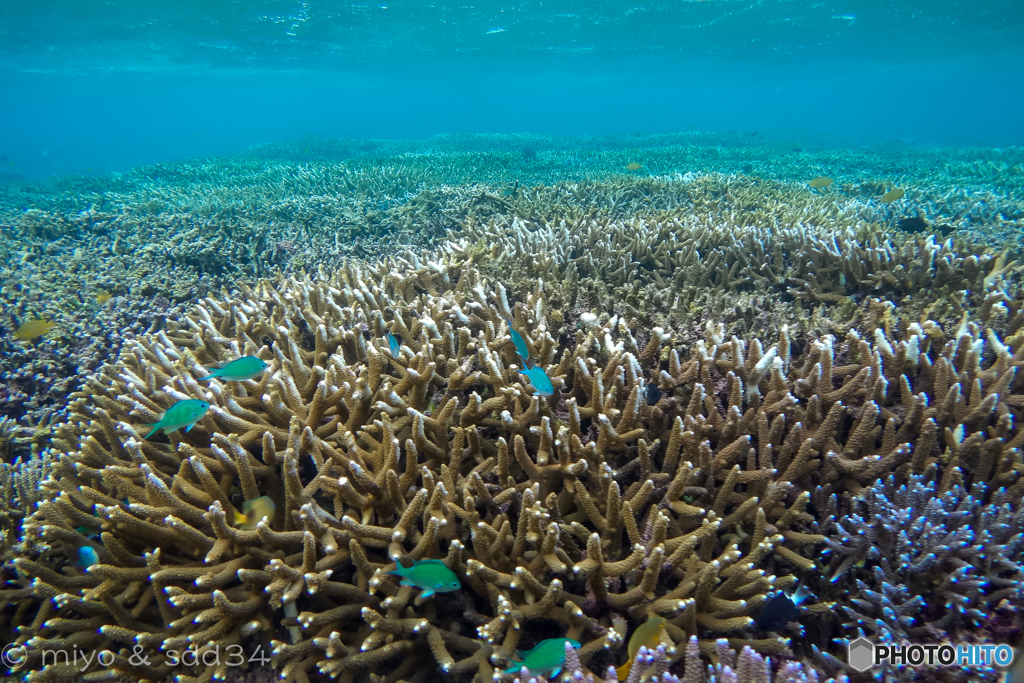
(455, 181, 1022, 345)
(517, 637, 855, 683)
(3, 134, 1022, 442)
(3, 230, 1022, 682)
(2, 133, 1024, 683)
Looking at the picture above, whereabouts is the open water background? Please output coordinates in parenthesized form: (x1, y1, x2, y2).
(1, 0, 1023, 178)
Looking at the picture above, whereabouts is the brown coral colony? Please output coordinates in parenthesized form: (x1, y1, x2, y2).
(5, 232, 1022, 683)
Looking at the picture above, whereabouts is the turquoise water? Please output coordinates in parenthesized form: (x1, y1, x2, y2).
(1, 0, 1022, 177)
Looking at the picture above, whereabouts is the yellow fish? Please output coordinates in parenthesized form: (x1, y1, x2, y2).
(233, 496, 276, 530)
(13, 318, 56, 340)
(96, 292, 113, 305)
(616, 616, 666, 680)
(880, 188, 904, 203)
(625, 162, 642, 171)
(809, 176, 833, 189)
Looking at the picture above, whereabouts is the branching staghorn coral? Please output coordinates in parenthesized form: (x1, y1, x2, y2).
(507, 638, 853, 683)
(455, 200, 1019, 310)
(5, 240, 1024, 683)
(6, 135, 1023, 451)
(822, 466, 1024, 643)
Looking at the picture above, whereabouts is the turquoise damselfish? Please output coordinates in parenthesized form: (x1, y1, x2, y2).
(389, 559, 461, 598)
(76, 545, 99, 570)
(141, 399, 210, 439)
(386, 332, 401, 359)
(198, 355, 268, 381)
(503, 638, 581, 676)
(506, 318, 529, 362)
(521, 365, 554, 397)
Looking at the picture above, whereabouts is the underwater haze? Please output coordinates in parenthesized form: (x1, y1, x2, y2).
(1, 0, 1023, 177)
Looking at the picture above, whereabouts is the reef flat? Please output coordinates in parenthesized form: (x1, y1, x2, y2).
(1, 133, 1023, 683)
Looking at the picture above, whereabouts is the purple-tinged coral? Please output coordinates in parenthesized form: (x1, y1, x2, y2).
(823, 465, 1024, 646)
(685, 636, 849, 683)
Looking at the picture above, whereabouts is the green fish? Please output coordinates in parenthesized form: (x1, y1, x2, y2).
(140, 399, 211, 439)
(388, 559, 461, 598)
(521, 365, 554, 397)
(198, 356, 268, 381)
(506, 318, 529, 362)
(503, 638, 581, 677)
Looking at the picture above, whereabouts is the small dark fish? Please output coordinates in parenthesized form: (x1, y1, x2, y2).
(645, 383, 662, 406)
(896, 216, 928, 233)
(756, 584, 811, 631)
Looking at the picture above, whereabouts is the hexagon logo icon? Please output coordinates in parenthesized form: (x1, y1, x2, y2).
(848, 637, 875, 672)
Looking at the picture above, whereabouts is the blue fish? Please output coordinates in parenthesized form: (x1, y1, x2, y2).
(198, 356, 268, 381)
(386, 332, 401, 359)
(756, 583, 812, 631)
(506, 319, 529, 363)
(521, 365, 554, 397)
(76, 546, 99, 571)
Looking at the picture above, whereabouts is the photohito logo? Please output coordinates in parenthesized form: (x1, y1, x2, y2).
(1, 643, 28, 671)
(848, 637, 1014, 672)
